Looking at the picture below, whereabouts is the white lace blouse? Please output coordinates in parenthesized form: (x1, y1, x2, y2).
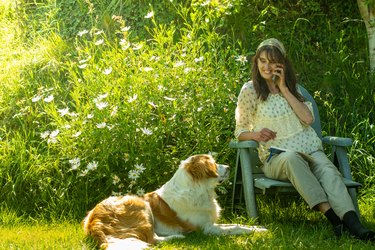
(235, 81, 323, 163)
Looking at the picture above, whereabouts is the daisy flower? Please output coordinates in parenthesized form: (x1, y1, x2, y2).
(144, 11, 154, 19)
(50, 129, 60, 138)
(136, 188, 145, 196)
(96, 122, 107, 129)
(121, 26, 131, 32)
(128, 94, 138, 103)
(112, 175, 120, 185)
(72, 131, 82, 138)
(128, 169, 140, 180)
(96, 102, 108, 110)
(44, 95, 54, 103)
(58, 108, 70, 117)
(173, 61, 185, 68)
(94, 39, 104, 45)
(78, 30, 89, 36)
(78, 64, 87, 69)
(235, 55, 248, 65)
(87, 161, 98, 171)
(103, 67, 113, 75)
(32, 95, 42, 102)
(140, 127, 153, 135)
(69, 158, 81, 170)
(142, 67, 153, 72)
(41, 131, 50, 139)
(134, 163, 146, 172)
(94, 30, 104, 36)
(194, 56, 204, 63)
(132, 43, 143, 50)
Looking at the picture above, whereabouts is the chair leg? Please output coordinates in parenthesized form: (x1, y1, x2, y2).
(333, 147, 361, 217)
(348, 187, 360, 217)
(239, 148, 258, 218)
(231, 150, 242, 213)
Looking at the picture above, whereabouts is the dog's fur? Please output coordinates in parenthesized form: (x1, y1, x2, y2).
(83, 154, 266, 249)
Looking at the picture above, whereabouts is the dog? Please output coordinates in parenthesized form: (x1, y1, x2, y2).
(83, 154, 267, 249)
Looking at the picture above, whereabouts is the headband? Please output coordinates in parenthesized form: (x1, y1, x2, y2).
(256, 38, 286, 57)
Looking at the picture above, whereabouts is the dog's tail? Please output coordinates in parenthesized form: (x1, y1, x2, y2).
(82, 209, 94, 236)
(82, 209, 108, 246)
(83, 209, 149, 249)
(105, 237, 149, 250)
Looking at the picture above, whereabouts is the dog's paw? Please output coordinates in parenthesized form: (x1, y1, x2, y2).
(106, 237, 149, 250)
(154, 234, 185, 242)
(247, 225, 268, 232)
(169, 234, 186, 239)
(204, 224, 268, 235)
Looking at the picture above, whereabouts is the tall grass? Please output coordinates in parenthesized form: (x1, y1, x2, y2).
(0, 0, 374, 223)
(1, 0, 248, 219)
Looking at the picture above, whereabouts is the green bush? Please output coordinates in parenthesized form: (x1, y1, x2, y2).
(0, 0, 373, 220)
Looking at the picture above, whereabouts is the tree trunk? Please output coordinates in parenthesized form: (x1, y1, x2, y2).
(357, 0, 375, 72)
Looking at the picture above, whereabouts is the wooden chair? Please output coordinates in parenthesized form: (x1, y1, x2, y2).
(230, 85, 361, 219)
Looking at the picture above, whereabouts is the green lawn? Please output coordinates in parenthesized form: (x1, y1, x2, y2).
(1, 196, 374, 249)
(0, 222, 92, 249)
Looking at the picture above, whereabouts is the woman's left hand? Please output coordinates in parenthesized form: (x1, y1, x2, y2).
(273, 63, 286, 91)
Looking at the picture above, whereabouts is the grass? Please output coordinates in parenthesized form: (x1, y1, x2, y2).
(0, 222, 91, 249)
(1, 196, 374, 249)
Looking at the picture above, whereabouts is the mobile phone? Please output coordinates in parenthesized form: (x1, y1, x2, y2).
(272, 74, 278, 82)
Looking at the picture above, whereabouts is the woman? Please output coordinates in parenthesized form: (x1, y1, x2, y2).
(234, 38, 374, 240)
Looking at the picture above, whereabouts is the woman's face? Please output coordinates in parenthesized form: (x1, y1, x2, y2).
(257, 51, 278, 81)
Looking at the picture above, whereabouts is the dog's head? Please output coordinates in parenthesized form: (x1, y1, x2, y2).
(180, 154, 229, 183)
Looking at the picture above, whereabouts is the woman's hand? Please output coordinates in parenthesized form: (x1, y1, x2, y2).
(238, 129, 276, 142)
(255, 128, 277, 142)
(273, 63, 287, 91)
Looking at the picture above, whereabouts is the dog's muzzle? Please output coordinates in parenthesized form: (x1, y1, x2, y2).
(217, 164, 230, 182)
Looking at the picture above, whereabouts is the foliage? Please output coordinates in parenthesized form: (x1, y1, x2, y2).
(0, 0, 374, 222)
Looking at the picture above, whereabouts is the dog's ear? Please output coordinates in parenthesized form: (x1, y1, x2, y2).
(184, 155, 219, 180)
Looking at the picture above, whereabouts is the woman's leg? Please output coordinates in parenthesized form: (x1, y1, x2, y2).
(309, 151, 354, 218)
(263, 151, 374, 240)
(310, 151, 375, 241)
(263, 151, 328, 209)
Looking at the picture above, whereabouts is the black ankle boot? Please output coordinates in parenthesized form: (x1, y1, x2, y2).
(343, 210, 375, 241)
(333, 224, 346, 237)
(324, 208, 344, 237)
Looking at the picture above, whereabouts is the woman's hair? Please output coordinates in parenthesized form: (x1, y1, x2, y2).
(251, 41, 304, 102)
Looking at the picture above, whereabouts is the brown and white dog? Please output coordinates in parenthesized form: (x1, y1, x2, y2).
(83, 154, 266, 249)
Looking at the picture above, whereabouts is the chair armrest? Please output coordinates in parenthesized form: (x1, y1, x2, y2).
(322, 136, 353, 147)
(229, 140, 259, 149)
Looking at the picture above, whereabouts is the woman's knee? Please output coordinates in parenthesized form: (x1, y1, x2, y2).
(278, 151, 306, 167)
(276, 151, 310, 177)
(315, 164, 342, 180)
(265, 151, 309, 180)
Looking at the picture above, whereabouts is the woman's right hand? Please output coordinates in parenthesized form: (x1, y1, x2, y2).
(253, 128, 277, 142)
(238, 128, 277, 142)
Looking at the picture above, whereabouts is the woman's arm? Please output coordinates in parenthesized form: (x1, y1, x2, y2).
(280, 87, 314, 125)
(273, 63, 314, 125)
(235, 83, 277, 142)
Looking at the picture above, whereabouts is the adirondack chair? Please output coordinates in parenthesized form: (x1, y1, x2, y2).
(230, 85, 361, 219)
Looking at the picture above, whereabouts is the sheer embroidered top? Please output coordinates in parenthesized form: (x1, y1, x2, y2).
(235, 81, 323, 163)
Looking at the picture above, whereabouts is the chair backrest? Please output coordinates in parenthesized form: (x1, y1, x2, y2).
(298, 85, 322, 139)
